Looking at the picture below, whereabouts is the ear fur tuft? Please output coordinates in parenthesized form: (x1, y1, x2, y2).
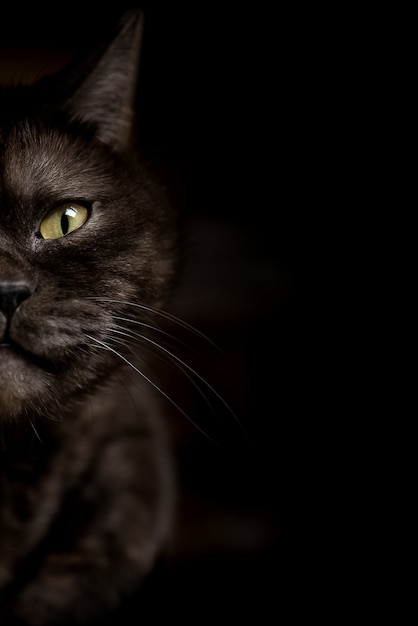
(54, 10, 144, 151)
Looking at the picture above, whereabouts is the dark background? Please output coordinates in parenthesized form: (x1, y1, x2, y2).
(0, 4, 312, 621)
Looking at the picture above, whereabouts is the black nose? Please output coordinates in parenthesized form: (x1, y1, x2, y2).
(0, 282, 32, 318)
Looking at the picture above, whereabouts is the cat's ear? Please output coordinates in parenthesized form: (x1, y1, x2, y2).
(46, 10, 144, 151)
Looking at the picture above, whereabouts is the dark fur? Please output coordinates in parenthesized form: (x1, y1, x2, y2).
(0, 10, 179, 624)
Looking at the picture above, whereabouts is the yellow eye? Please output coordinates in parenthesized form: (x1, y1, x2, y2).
(40, 203, 89, 239)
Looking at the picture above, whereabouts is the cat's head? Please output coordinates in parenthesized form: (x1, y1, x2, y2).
(0, 10, 179, 421)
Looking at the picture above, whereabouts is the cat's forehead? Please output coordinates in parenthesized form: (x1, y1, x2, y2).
(0, 119, 113, 201)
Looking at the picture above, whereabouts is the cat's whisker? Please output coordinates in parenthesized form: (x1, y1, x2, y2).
(28, 418, 43, 443)
(102, 329, 219, 426)
(102, 333, 135, 352)
(108, 324, 241, 429)
(85, 333, 218, 443)
(87, 297, 220, 351)
(107, 326, 219, 417)
(87, 304, 242, 433)
(113, 315, 188, 348)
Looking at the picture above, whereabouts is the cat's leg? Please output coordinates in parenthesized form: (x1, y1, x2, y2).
(8, 427, 173, 626)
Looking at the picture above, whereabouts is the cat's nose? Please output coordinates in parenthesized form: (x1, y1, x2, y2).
(0, 281, 32, 318)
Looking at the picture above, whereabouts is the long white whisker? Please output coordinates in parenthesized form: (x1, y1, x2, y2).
(108, 326, 218, 415)
(85, 333, 218, 443)
(103, 334, 134, 351)
(108, 325, 240, 428)
(113, 315, 186, 347)
(29, 418, 43, 443)
(87, 297, 220, 350)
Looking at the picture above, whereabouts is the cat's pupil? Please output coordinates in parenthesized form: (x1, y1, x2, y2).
(61, 214, 69, 235)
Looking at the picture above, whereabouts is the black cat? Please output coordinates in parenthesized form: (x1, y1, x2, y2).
(0, 10, 181, 624)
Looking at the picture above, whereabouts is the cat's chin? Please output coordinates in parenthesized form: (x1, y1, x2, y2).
(0, 346, 53, 420)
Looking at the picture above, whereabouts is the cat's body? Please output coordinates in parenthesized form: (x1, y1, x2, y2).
(0, 11, 179, 624)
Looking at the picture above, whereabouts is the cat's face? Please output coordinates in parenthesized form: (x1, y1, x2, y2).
(0, 13, 178, 421)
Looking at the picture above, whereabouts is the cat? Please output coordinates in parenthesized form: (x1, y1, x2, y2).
(0, 9, 183, 624)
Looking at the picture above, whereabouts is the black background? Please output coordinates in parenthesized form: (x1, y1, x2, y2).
(0, 4, 313, 622)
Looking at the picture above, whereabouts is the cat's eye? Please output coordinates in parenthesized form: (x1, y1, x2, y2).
(40, 203, 89, 239)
